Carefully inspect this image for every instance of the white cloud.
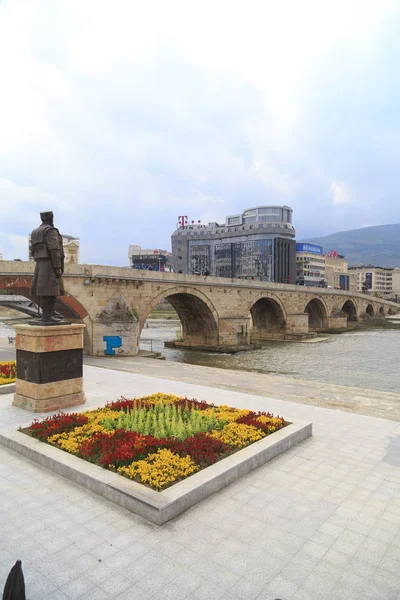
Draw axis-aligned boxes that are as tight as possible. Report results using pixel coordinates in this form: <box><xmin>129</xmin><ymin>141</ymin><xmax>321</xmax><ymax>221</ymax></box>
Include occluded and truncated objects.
<box><xmin>251</xmin><ymin>161</ymin><xmax>293</xmax><ymax>195</ymax></box>
<box><xmin>0</xmin><ymin>179</ymin><xmax>54</xmax><ymax>216</ymax></box>
<box><xmin>0</xmin><ymin>0</ymin><xmax>399</xmax><ymax>262</ymax></box>
<box><xmin>331</xmin><ymin>180</ymin><xmax>350</xmax><ymax>205</ymax></box>
<box><xmin>0</xmin><ymin>234</ymin><xmax>28</xmax><ymax>261</ymax></box>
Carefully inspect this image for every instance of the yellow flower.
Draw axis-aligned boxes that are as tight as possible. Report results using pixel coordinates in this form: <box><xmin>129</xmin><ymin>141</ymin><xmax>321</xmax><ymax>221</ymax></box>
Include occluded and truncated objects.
<box><xmin>256</xmin><ymin>415</ymin><xmax>284</xmax><ymax>427</ymax></box>
<box><xmin>118</xmin><ymin>449</ymin><xmax>198</xmax><ymax>490</ymax></box>
<box><xmin>202</xmin><ymin>406</ymin><xmax>251</xmax><ymax>422</ymax></box>
<box><xmin>210</xmin><ymin>422</ymin><xmax>265</xmax><ymax>447</ymax></box>
<box><xmin>47</xmin><ymin>409</ymin><xmax>119</xmax><ymax>454</ymax></box>
<box><xmin>139</xmin><ymin>393</ymin><xmax>185</xmax><ymax>405</ymax></box>
<box><xmin>0</xmin><ymin>377</ymin><xmax>15</xmax><ymax>385</ymax></box>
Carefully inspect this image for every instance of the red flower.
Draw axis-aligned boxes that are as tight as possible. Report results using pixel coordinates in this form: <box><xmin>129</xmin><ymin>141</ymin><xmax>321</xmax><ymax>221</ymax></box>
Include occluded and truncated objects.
<box><xmin>173</xmin><ymin>398</ymin><xmax>214</xmax><ymax>411</ymax></box>
<box><xmin>28</xmin><ymin>412</ymin><xmax>88</xmax><ymax>441</ymax></box>
<box><xmin>236</xmin><ymin>413</ymin><xmax>286</xmax><ymax>434</ymax></box>
<box><xmin>165</xmin><ymin>433</ymin><xmax>232</xmax><ymax>466</ymax></box>
<box><xmin>0</xmin><ymin>361</ymin><xmax>16</xmax><ymax>379</ymax></box>
<box><xmin>78</xmin><ymin>429</ymin><xmax>168</xmax><ymax>467</ymax></box>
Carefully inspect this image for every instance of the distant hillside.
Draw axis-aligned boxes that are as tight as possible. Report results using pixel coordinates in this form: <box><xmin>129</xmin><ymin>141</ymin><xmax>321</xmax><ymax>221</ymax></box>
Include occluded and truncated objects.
<box><xmin>301</xmin><ymin>224</ymin><xmax>400</xmax><ymax>267</ymax></box>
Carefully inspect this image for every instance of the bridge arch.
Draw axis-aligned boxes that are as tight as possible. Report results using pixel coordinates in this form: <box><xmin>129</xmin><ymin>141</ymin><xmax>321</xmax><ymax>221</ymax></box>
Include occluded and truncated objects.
<box><xmin>341</xmin><ymin>299</ymin><xmax>358</xmax><ymax>323</ymax></box>
<box><xmin>0</xmin><ymin>277</ymin><xmax>88</xmax><ymax>320</ymax></box>
<box><xmin>248</xmin><ymin>293</ymin><xmax>287</xmax><ymax>339</ymax></box>
<box><xmin>0</xmin><ymin>297</ymin><xmax>39</xmax><ymax>318</ymax></box>
<box><xmin>366</xmin><ymin>304</ymin><xmax>374</xmax><ymax>317</ymax></box>
<box><xmin>305</xmin><ymin>297</ymin><xmax>329</xmax><ymax>330</ymax></box>
<box><xmin>379</xmin><ymin>306</ymin><xmax>385</xmax><ymax>315</ymax></box>
<box><xmin>140</xmin><ymin>286</ymin><xmax>219</xmax><ymax>346</ymax></box>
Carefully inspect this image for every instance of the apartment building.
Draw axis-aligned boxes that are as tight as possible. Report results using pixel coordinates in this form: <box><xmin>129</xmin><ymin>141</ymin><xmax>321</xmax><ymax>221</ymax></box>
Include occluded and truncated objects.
<box><xmin>296</xmin><ymin>243</ymin><xmax>326</xmax><ymax>287</ymax></box>
<box><xmin>325</xmin><ymin>255</ymin><xmax>355</xmax><ymax>291</ymax></box>
<box><xmin>349</xmin><ymin>266</ymin><xmax>393</xmax><ymax>297</ymax></box>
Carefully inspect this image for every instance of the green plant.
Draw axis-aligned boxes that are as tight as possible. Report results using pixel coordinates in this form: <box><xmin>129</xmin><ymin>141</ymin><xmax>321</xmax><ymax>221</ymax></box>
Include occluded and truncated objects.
<box><xmin>101</xmin><ymin>402</ymin><xmax>226</xmax><ymax>440</ymax></box>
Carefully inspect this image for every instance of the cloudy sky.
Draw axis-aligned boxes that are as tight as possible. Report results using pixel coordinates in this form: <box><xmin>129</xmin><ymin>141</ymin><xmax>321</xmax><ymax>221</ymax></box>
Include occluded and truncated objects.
<box><xmin>1</xmin><ymin>0</ymin><xmax>399</xmax><ymax>264</ymax></box>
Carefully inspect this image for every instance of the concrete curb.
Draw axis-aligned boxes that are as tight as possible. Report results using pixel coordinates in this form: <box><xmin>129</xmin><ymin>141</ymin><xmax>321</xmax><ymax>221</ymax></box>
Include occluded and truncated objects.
<box><xmin>0</xmin><ymin>421</ymin><xmax>312</xmax><ymax>524</ymax></box>
<box><xmin>0</xmin><ymin>383</ymin><xmax>15</xmax><ymax>395</ymax></box>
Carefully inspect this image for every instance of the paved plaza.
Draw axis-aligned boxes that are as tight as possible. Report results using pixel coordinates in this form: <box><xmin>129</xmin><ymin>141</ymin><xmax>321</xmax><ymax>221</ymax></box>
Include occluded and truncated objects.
<box><xmin>1</xmin><ymin>363</ymin><xmax>400</xmax><ymax>600</ymax></box>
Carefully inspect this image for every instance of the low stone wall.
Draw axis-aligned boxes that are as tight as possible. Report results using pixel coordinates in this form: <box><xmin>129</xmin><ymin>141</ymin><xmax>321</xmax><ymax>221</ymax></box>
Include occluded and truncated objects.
<box><xmin>0</xmin><ymin>382</ymin><xmax>16</xmax><ymax>395</ymax></box>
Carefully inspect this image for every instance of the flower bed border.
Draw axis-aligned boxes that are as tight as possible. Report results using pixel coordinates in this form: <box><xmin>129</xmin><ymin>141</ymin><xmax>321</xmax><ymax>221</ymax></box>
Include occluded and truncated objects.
<box><xmin>0</xmin><ymin>420</ymin><xmax>311</xmax><ymax>524</ymax></box>
<box><xmin>0</xmin><ymin>382</ymin><xmax>16</xmax><ymax>395</ymax></box>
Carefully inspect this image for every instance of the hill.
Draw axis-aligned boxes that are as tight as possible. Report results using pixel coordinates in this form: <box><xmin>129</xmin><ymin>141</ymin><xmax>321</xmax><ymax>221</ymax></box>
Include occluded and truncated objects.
<box><xmin>302</xmin><ymin>224</ymin><xmax>400</xmax><ymax>267</ymax></box>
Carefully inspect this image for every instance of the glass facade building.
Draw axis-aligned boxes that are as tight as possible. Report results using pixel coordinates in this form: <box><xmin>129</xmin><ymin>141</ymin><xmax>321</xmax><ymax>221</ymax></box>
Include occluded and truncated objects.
<box><xmin>172</xmin><ymin>206</ymin><xmax>296</xmax><ymax>283</ymax></box>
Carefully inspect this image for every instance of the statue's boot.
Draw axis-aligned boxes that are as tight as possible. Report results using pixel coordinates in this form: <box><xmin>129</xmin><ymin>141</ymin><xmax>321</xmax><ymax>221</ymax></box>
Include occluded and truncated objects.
<box><xmin>49</xmin><ymin>297</ymin><xmax>63</xmax><ymax>320</ymax></box>
<box><xmin>41</xmin><ymin>297</ymin><xmax>61</xmax><ymax>324</ymax></box>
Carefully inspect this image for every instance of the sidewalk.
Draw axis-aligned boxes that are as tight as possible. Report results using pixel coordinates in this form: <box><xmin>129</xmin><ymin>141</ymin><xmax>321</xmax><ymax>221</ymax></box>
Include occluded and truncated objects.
<box><xmin>1</xmin><ymin>363</ymin><xmax>400</xmax><ymax>600</ymax></box>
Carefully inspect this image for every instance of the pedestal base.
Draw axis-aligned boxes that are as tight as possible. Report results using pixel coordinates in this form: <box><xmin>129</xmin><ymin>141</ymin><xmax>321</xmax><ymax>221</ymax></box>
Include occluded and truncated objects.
<box><xmin>13</xmin><ymin>391</ymin><xmax>85</xmax><ymax>413</ymax></box>
<box><xmin>13</xmin><ymin>323</ymin><xmax>86</xmax><ymax>413</ymax></box>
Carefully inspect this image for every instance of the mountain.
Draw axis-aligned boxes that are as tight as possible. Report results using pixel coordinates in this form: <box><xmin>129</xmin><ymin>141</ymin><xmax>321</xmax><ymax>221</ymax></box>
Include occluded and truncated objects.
<box><xmin>301</xmin><ymin>224</ymin><xmax>400</xmax><ymax>267</ymax></box>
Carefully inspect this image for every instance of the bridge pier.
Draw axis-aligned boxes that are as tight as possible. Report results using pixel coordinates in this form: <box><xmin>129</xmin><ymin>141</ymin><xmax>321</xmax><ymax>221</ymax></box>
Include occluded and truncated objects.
<box><xmin>218</xmin><ymin>317</ymin><xmax>251</xmax><ymax>347</ymax></box>
<box><xmin>90</xmin><ymin>292</ymin><xmax>140</xmax><ymax>356</ymax></box>
<box><xmin>91</xmin><ymin>320</ymin><xmax>139</xmax><ymax>356</ymax></box>
<box><xmin>285</xmin><ymin>313</ymin><xmax>309</xmax><ymax>337</ymax></box>
<box><xmin>327</xmin><ymin>315</ymin><xmax>348</xmax><ymax>330</ymax></box>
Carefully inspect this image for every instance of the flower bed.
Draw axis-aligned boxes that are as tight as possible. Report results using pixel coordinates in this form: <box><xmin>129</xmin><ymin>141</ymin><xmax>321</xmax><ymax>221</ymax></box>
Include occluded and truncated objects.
<box><xmin>23</xmin><ymin>393</ymin><xmax>287</xmax><ymax>491</ymax></box>
<box><xmin>0</xmin><ymin>361</ymin><xmax>16</xmax><ymax>386</ymax></box>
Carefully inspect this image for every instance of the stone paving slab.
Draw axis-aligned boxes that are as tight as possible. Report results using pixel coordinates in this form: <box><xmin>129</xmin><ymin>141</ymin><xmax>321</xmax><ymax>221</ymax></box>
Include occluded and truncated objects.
<box><xmin>1</xmin><ymin>365</ymin><xmax>400</xmax><ymax>600</ymax></box>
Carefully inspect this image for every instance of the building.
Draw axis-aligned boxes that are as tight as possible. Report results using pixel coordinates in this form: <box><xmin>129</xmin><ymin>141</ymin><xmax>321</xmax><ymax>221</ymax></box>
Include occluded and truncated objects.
<box><xmin>61</xmin><ymin>235</ymin><xmax>80</xmax><ymax>264</ymax></box>
<box><xmin>128</xmin><ymin>245</ymin><xmax>172</xmax><ymax>272</ymax></box>
<box><xmin>324</xmin><ymin>253</ymin><xmax>354</xmax><ymax>291</ymax></box>
<box><xmin>171</xmin><ymin>206</ymin><xmax>296</xmax><ymax>282</ymax></box>
<box><xmin>29</xmin><ymin>234</ymin><xmax>80</xmax><ymax>264</ymax></box>
<box><xmin>391</xmin><ymin>268</ymin><xmax>400</xmax><ymax>301</ymax></box>
<box><xmin>349</xmin><ymin>266</ymin><xmax>393</xmax><ymax>297</ymax></box>
<box><xmin>296</xmin><ymin>243</ymin><xmax>326</xmax><ymax>287</ymax></box>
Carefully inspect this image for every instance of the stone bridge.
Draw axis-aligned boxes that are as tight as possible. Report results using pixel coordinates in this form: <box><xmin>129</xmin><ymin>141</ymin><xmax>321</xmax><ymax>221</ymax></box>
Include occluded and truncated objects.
<box><xmin>0</xmin><ymin>261</ymin><xmax>398</xmax><ymax>356</ymax></box>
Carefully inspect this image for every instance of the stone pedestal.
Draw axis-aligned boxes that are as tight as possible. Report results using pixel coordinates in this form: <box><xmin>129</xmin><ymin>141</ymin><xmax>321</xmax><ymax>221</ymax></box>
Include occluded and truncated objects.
<box><xmin>13</xmin><ymin>323</ymin><xmax>86</xmax><ymax>412</ymax></box>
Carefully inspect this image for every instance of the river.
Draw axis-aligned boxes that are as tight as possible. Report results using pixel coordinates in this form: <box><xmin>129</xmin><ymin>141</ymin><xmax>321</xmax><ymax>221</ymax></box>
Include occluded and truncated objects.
<box><xmin>2</xmin><ymin>317</ymin><xmax>400</xmax><ymax>394</ymax></box>
<box><xmin>140</xmin><ymin>320</ymin><xmax>400</xmax><ymax>393</ymax></box>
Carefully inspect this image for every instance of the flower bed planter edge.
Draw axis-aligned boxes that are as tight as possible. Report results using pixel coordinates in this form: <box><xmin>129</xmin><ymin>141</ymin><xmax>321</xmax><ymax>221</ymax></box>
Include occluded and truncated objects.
<box><xmin>0</xmin><ymin>420</ymin><xmax>312</xmax><ymax>524</ymax></box>
<box><xmin>0</xmin><ymin>382</ymin><xmax>16</xmax><ymax>395</ymax></box>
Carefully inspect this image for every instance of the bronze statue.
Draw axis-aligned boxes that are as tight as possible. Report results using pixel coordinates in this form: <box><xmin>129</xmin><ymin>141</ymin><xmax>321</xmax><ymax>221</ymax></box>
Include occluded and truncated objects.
<box><xmin>30</xmin><ymin>211</ymin><xmax>65</xmax><ymax>324</ymax></box>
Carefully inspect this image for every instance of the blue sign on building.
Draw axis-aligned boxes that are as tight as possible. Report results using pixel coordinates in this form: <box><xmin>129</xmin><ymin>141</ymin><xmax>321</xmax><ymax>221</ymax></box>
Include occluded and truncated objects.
<box><xmin>296</xmin><ymin>243</ymin><xmax>323</xmax><ymax>255</ymax></box>
<box><xmin>339</xmin><ymin>274</ymin><xmax>350</xmax><ymax>291</ymax></box>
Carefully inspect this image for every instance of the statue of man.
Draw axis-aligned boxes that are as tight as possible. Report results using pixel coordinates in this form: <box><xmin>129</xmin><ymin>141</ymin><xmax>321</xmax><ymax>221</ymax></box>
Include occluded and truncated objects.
<box><xmin>30</xmin><ymin>211</ymin><xmax>65</xmax><ymax>323</ymax></box>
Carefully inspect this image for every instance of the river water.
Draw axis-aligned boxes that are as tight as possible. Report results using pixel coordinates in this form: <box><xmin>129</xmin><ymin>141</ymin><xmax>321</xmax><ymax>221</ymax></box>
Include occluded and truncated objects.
<box><xmin>2</xmin><ymin>318</ymin><xmax>400</xmax><ymax>393</ymax></box>
<box><xmin>140</xmin><ymin>320</ymin><xmax>400</xmax><ymax>393</ymax></box>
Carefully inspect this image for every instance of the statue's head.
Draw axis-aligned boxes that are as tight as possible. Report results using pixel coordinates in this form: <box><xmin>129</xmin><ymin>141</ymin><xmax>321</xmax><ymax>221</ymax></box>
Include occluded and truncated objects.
<box><xmin>40</xmin><ymin>211</ymin><xmax>54</xmax><ymax>226</ymax></box>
